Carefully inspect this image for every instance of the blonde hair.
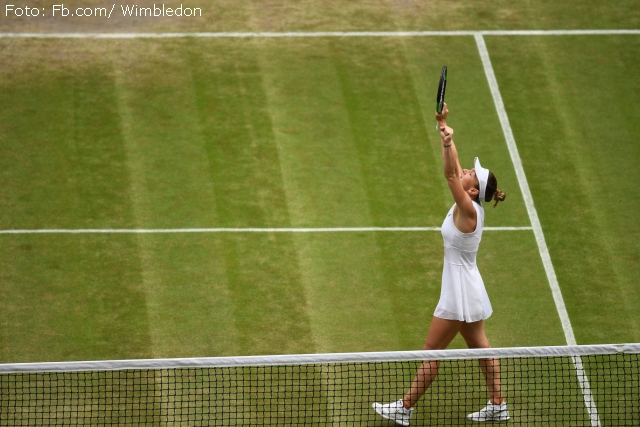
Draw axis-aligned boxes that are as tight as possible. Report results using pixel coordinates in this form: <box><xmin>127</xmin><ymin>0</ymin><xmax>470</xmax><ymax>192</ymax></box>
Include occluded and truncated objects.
<box><xmin>492</xmin><ymin>189</ymin><xmax>506</xmax><ymax>208</ymax></box>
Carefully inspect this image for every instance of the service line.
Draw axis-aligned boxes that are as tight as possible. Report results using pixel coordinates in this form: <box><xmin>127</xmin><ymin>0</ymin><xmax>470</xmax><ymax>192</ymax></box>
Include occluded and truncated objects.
<box><xmin>0</xmin><ymin>227</ymin><xmax>532</xmax><ymax>234</ymax></box>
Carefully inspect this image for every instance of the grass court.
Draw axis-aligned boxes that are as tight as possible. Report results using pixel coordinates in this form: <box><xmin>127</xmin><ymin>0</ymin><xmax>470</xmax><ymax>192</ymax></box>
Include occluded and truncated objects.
<box><xmin>0</xmin><ymin>0</ymin><xmax>639</xmax><ymax>385</ymax></box>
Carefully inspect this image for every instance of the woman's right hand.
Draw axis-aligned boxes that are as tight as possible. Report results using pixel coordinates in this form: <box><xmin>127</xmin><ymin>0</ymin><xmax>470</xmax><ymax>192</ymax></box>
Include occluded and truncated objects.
<box><xmin>435</xmin><ymin>102</ymin><xmax>449</xmax><ymax>123</ymax></box>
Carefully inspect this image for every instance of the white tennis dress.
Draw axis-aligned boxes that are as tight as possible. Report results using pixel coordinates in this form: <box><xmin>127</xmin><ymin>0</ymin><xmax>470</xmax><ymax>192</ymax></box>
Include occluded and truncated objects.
<box><xmin>434</xmin><ymin>202</ymin><xmax>493</xmax><ymax>322</ymax></box>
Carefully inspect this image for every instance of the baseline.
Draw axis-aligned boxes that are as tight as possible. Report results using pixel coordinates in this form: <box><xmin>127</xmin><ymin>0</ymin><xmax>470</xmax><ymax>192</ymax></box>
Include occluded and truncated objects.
<box><xmin>0</xmin><ymin>29</ymin><xmax>639</xmax><ymax>39</ymax></box>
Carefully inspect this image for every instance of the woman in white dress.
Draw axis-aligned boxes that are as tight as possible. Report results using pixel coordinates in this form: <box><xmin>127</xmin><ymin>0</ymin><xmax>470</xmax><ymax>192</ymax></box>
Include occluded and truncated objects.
<box><xmin>373</xmin><ymin>103</ymin><xmax>507</xmax><ymax>426</ymax></box>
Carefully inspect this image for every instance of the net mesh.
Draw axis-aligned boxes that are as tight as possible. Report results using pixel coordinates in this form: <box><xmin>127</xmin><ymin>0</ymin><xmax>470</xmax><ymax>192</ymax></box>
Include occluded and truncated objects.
<box><xmin>1</xmin><ymin>345</ymin><xmax>638</xmax><ymax>426</ymax></box>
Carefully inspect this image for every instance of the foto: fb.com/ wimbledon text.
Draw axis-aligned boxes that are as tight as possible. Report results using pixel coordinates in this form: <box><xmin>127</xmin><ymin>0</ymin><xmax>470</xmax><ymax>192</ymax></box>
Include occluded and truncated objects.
<box><xmin>5</xmin><ymin>4</ymin><xmax>202</xmax><ymax>18</ymax></box>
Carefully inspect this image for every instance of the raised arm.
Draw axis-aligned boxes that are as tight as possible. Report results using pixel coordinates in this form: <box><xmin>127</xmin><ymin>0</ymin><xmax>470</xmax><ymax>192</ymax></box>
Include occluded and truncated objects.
<box><xmin>436</xmin><ymin>104</ymin><xmax>477</xmax><ymax>231</ymax></box>
<box><xmin>436</xmin><ymin>104</ymin><xmax>462</xmax><ymax>179</ymax></box>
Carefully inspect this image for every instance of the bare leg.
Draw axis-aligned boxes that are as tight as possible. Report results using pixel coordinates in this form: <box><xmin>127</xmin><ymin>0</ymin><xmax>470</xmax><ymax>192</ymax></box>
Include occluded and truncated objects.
<box><xmin>460</xmin><ymin>321</ymin><xmax>504</xmax><ymax>404</ymax></box>
<box><xmin>402</xmin><ymin>317</ymin><xmax>461</xmax><ymax>409</ymax></box>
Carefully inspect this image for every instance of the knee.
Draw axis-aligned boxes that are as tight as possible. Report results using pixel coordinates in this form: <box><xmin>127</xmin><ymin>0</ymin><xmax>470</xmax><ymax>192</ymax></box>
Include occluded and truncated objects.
<box><xmin>423</xmin><ymin>341</ymin><xmax>449</xmax><ymax>351</ymax></box>
<box><xmin>462</xmin><ymin>334</ymin><xmax>491</xmax><ymax>349</ymax></box>
<box><xmin>465</xmin><ymin>339</ymin><xmax>491</xmax><ymax>349</ymax></box>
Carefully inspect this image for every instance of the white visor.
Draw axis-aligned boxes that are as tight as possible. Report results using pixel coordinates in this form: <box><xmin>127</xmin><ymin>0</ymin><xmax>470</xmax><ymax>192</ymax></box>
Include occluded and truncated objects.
<box><xmin>474</xmin><ymin>157</ymin><xmax>490</xmax><ymax>202</ymax></box>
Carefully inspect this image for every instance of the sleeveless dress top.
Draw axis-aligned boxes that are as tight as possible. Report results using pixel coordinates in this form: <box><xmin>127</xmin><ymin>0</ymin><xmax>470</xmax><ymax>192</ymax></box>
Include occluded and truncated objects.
<box><xmin>434</xmin><ymin>202</ymin><xmax>493</xmax><ymax>322</ymax></box>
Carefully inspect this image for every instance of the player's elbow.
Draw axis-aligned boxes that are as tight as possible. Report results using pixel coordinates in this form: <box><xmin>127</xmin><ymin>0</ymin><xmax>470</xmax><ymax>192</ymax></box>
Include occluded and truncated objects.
<box><xmin>443</xmin><ymin>170</ymin><xmax>457</xmax><ymax>181</ymax></box>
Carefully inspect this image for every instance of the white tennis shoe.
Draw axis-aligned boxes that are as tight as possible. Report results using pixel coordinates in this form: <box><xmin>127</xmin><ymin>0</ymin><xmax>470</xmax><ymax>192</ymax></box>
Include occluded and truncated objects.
<box><xmin>372</xmin><ymin>399</ymin><xmax>413</xmax><ymax>426</ymax></box>
<box><xmin>467</xmin><ymin>401</ymin><xmax>510</xmax><ymax>422</ymax></box>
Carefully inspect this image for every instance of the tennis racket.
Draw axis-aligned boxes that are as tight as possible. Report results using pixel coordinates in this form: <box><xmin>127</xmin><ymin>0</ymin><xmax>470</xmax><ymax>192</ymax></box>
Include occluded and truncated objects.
<box><xmin>435</xmin><ymin>66</ymin><xmax>447</xmax><ymax>130</ymax></box>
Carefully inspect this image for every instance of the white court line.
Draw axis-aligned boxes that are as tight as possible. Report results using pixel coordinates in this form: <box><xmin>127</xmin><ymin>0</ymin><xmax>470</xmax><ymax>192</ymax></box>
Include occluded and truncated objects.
<box><xmin>0</xmin><ymin>29</ymin><xmax>639</xmax><ymax>39</ymax></box>
<box><xmin>0</xmin><ymin>227</ymin><xmax>532</xmax><ymax>234</ymax></box>
<box><xmin>475</xmin><ymin>34</ymin><xmax>600</xmax><ymax>427</ymax></box>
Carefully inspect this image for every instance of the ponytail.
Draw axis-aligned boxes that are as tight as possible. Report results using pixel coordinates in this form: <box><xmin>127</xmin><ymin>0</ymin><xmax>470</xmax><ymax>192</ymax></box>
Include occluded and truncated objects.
<box><xmin>491</xmin><ymin>189</ymin><xmax>506</xmax><ymax>208</ymax></box>
<box><xmin>485</xmin><ymin>171</ymin><xmax>506</xmax><ymax>208</ymax></box>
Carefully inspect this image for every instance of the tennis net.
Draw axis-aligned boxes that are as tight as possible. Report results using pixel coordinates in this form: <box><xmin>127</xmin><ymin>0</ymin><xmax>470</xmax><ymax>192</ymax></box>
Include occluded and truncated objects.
<box><xmin>0</xmin><ymin>344</ymin><xmax>638</xmax><ymax>426</ymax></box>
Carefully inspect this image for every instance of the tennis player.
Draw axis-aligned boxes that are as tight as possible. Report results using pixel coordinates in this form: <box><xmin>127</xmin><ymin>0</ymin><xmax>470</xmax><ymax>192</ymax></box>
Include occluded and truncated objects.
<box><xmin>373</xmin><ymin>103</ymin><xmax>507</xmax><ymax>426</ymax></box>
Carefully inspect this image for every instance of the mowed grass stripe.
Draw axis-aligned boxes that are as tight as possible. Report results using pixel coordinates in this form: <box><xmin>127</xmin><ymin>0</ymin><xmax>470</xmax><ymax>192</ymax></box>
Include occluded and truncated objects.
<box><xmin>0</xmin><ymin>47</ymin><xmax>151</xmax><ymax>362</ymax></box>
<box><xmin>331</xmin><ymin>38</ymin><xmax>443</xmax><ymax>226</ymax></box>
<box><xmin>186</xmin><ymin>39</ymin><xmax>314</xmax><ymax>355</ymax></box>
<box><xmin>185</xmin><ymin>39</ymin><xmax>291</xmax><ymax>228</ymax></box>
<box><xmin>112</xmin><ymin>41</ymin><xmax>236</xmax><ymax>359</ymax></box>
<box><xmin>257</xmin><ymin>38</ymin><xmax>402</xmax><ymax>352</ymax></box>
<box><xmin>486</xmin><ymin>35</ymin><xmax>640</xmax><ymax>346</ymax></box>
<box><xmin>0</xmin><ymin>45</ymin><xmax>135</xmax><ymax>229</ymax></box>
